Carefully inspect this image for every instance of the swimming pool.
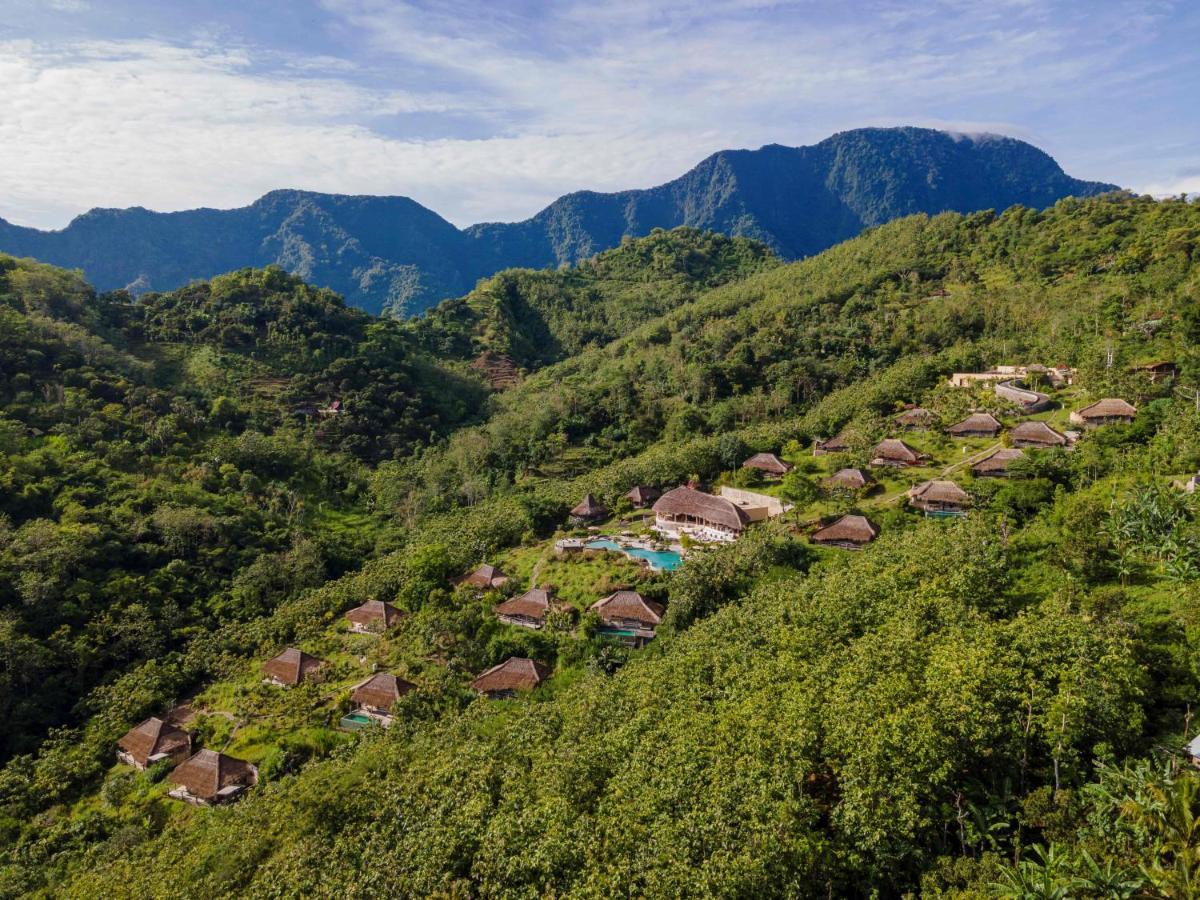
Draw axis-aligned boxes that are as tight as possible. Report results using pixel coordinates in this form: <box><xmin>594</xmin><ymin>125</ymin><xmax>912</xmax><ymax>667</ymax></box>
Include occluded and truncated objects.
<box><xmin>585</xmin><ymin>539</ymin><xmax>683</xmax><ymax>571</ymax></box>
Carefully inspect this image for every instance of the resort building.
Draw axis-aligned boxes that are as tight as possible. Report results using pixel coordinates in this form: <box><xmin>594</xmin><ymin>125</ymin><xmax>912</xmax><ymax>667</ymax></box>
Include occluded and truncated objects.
<box><xmin>458</xmin><ymin>563</ymin><xmax>508</xmax><ymax>590</ymax></box>
<box><xmin>166</xmin><ymin>750</ymin><xmax>258</xmax><ymax>806</ymax></box>
<box><xmin>569</xmin><ymin>494</ymin><xmax>607</xmax><ymax>524</ymax></box>
<box><xmin>345</xmin><ymin>599</ymin><xmax>406</xmax><ymax>634</ymax></box>
<box><xmin>625</xmin><ymin>486</ymin><xmax>661</xmax><ymax>507</ymax></box>
<box><xmin>116</xmin><ymin>717</ymin><xmax>192</xmax><ymax>770</ymax></box>
<box><xmin>971</xmin><ymin>448</ymin><xmax>1025</xmax><ymax>477</ymax></box>
<box><xmin>742</xmin><ymin>452</ymin><xmax>793</xmax><ymax>479</ymax></box>
<box><xmin>590</xmin><ymin>590</ymin><xmax>665</xmax><ymax>647</ymax></box>
<box><xmin>894</xmin><ymin>407</ymin><xmax>934</xmax><ymax>430</ymax></box>
<box><xmin>343</xmin><ymin>673</ymin><xmax>416</xmax><ymax>729</ymax></box>
<box><xmin>718</xmin><ymin>486</ymin><xmax>788</xmax><ymax>519</ymax></box>
<box><xmin>810</xmin><ymin>515</ymin><xmax>879</xmax><ymax>550</ymax></box>
<box><xmin>1010</xmin><ymin>420</ymin><xmax>1068</xmax><ymax>448</ymax></box>
<box><xmin>652</xmin><ymin>486</ymin><xmax>751</xmax><ymax>543</ymax></box>
<box><xmin>554</xmin><ymin>537</ymin><xmax>585</xmax><ymax>554</ymax></box>
<box><xmin>821</xmin><ymin>468</ymin><xmax>874</xmax><ymax>492</ymax></box>
<box><xmin>262</xmin><ymin>648</ymin><xmax>324</xmax><ymax>687</ymax></box>
<box><xmin>813</xmin><ymin>431</ymin><xmax>852</xmax><ymax>455</ymax></box>
<box><xmin>470</xmin><ymin>657</ymin><xmax>551</xmax><ymax>699</ymax></box>
<box><xmin>1070</xmin><ymin>399</ymin><xmax>1137</xmax><ymax>428</ymax></box>
<box><xmin>946</xmin><ymin>412</ymin><xmax>1003</xmax><ymax>439</ymax></box>
<box><xmin>949</xmin><ymin>365</ymin><xmax>1074</xmax><ymax>388</ymax></box>
<box><xmin>908</xmin><ymin>480</ymin><xmax>971</xmax><ymax>516</ymax></box>
<box><xmin>870</xmin><ymin>438</ymin><xmax>927</xmax><ymax>468</ymax></box>
<box><xmin>493</xmin><ymin>588</ymin><xmax>555</xmax><ymax>629</ymax></box>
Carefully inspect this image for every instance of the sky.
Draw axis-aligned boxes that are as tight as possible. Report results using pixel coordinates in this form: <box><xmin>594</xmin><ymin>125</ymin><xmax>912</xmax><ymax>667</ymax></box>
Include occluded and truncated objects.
<box><xmin>1</xmin><ymin>0</ymin><xmax>1198</xmax><ymax>230</ymax></box>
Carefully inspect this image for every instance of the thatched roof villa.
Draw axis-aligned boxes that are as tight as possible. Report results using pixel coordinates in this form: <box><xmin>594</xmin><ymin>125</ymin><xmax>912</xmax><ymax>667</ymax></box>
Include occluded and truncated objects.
<box><xmin>116</xmin><ymin>717</ymin><xmax>192</xmax><ymax>770</ymax></box>
<box><xmin>470</xmin><ymin>657</ymin><xmax>551</xmax><ymax>699</ymax></box>
<box><xmin>810</xmin><ymin>514</ymin><xmax>879</xmax><ymax>550</ymax></box>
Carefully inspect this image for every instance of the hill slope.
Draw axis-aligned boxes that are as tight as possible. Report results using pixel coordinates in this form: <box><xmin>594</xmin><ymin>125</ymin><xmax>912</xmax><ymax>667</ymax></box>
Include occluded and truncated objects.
<box><xmin>2</xmin><ymin>196</ymin><xmax>1199</xmax><ymax>898</ymax></box>
<box><xmin>0</xmin><ymin>127</ymin><xmax>1116</xmax><ymax>317</ymax></box>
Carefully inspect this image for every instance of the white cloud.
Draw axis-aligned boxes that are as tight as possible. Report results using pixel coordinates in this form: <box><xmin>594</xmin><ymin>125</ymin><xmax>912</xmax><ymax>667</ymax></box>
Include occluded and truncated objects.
<box><xmin>0</xmin><ymin>0</ymin><xmax>1183</xmax><ymax>229</ymax></box>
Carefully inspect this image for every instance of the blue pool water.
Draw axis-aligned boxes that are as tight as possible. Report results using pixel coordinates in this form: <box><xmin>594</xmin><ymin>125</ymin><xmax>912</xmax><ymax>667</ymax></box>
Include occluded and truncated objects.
<box><xmin>585</xmin><ymin>539</ymin><xmax>682</xmax><ymax>571</ymax></box>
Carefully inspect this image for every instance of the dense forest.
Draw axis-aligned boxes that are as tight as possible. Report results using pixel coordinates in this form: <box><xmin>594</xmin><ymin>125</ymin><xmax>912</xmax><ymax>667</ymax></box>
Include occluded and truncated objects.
<box><xmin>3</xmin><ymin>194</ymin><xmax>1200</xmax><ymax>897</ymax></box>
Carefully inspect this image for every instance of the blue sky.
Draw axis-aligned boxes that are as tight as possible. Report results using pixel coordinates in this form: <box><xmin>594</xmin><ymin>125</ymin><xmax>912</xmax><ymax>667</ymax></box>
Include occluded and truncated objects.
<box><xmin>1</xmin><ymin>0</ymin><xmax>1198</xmax><ymax>229</ymax></box>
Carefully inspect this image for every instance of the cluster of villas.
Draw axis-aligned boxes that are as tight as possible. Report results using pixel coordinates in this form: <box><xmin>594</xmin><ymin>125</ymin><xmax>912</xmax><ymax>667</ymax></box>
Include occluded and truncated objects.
<box><xmin>465</xmin><ymin>560</ymin><xmax>666</xmax><ymax>649</ymax></box>
<box><xmin>802</xmin><ymin>388</ymin><xmax>1141</xmax><ymax>550</ymax></box>
<box><xmin>116</xmin><ymin>374</ymin><xmax>1148</xmax><ymax>804</ymax></box>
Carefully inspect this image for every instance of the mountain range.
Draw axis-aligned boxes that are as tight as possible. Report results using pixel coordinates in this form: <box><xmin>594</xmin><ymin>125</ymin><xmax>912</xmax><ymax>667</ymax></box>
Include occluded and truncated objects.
<box><xmin>0</xmin><ymin>126</ymin><xmax>1118</xmax><ymax>316</ymax></box>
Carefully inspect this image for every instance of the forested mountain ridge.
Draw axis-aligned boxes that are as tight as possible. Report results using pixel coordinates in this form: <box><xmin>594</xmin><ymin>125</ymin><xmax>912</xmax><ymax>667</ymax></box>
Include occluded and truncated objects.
<box><xmin>4</xmin><ymin>195</ymin><xmax>1200</xmax><ymax>897</ymax></box>
<box><xmin>0</xmin><ymin>127</ymin><xmax>1116</xmax><ymax>317</ymax></box>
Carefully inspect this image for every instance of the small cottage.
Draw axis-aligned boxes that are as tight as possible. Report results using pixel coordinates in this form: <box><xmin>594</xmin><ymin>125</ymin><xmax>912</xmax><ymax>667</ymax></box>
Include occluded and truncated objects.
<box><xmin>345</xmin><ymin>599</ymin><xmax>406</xmax><ymax>634</ymax></box>
<box><xmin>493</xmin><ymin>588</ymin><xmax>555</xmax><ymax>629</ymax></box>
<box><xmin>167</xmin><ymin>750</ymin><xmax>258</xmax><ymax>806</ymax></box>
<box><xmin>909</xmin><ymin>480</ymin><xmax>970</xmax><ymax>516</ymax></box>
<box><xmin>870</xmin><ymin>438</ymin><xmax>926</xmax><ymax>468</ymax></box>
<box><xmin>262</xmin><ymin>648</ymin><xmax>324</xmax><ymax>687</ymax></box>
<box><xmin>742</xmin><ymin>452</ymin><xmax>793</xmax><ymax>479</ymax></box>
<box><xmin>894</xmin><ymin>407</ymin><xmax>934</xmax><ymax>430</ymax></box>
<box><xmin>971</xmin><ymin>447</ymin><xmax>1025</xmax><ymax>477</ymax></box>
<box><xmin>946</xmin><ymin>412</ymin><xmax>1003</xmax><ymax>439</ymax></box>
<box><xmin>1010</xmin><ymin>421</ymin><xmax>1068</xmax><ymax>448</ymax></box>
<box><xmin>590</xmin><ymin>590</ymin><xmax>666</xmax><ymax>647</ymax></box>
<box><xmin>810</xmin><ymin>515</ymin><xmax>879</xmax><ymax>550</ymax></box>
<box><xmin>813</xmin><ymin>431</ymin><xmax>852</xmax><ymax>455</ymax></box>
<box><xmin>625</xmin><ymin>486</ymin><xmax>661</xmax><ymax>507</ymax></box>
<box><xmin>458</xmin><ymin>563</ymin><xmax>508</xmax><ymax>590</ymax></box>
<box><xmin>821</xmin><ymin>468</ymin><xmax>873</xmax><ymax>492</ymax></box>
<box><xmin>470</xmin><ymin>657</ymin><xmax>551</xmax><ymax>699</ymax></box>
<box><xmin>1132</xmin><ymin>360</ymin><xmax>1178</xmax><ymax>383</ymax></box>
<box><xmin>344</xmin><ymin>673</ymin><xmax>416</xmax><ymax>728</ymax></box>
<box><xmin>1070</xmin><ymin>398</ymin><xmax>1137</xmax><ymax>428</ymax></box>
<box><xmin>652</xmin><ymin>485</ymin><xmax>751</xmax><ymax>543</ymax></box>
<box><xmin>116</xmin><ymin>717</ymin><xmax>192</xmax><ymax>770</ymax></box>
<box><xmin>569</xmin><ymin>494</ymin><xmax>608</xmax><ymax>524</ymax></box>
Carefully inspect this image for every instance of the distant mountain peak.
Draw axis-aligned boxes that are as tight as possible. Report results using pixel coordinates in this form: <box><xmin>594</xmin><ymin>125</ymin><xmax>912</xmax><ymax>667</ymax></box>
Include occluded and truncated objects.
<box><xmin>0</xmin><ymin>126</ymin><xmax>1118</xmax><ymax>316</ymax></box>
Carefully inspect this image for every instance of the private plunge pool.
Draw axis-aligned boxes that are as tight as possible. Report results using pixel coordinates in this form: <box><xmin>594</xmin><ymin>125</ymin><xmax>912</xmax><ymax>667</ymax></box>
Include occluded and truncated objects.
<box><xmin>585</xmin><ymin>539</ymin><xmax>683</xmax><ymax>571</ymax></box>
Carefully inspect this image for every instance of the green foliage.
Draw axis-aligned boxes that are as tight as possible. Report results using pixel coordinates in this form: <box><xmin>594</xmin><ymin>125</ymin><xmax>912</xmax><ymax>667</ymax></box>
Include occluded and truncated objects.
<box><xmin>4</xmin><ymin>195</ymin><xmax>1200</xmax><ymax>897</ymax></box>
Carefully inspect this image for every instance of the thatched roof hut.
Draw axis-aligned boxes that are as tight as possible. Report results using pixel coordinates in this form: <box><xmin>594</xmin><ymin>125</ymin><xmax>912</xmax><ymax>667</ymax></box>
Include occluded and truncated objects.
<box><xmin>345</xmin><ymin>600</ymin><xmax>406</xmax><ymax>633</ymax></box>
<box><xmin>1071</xmin><ymin>398</ymin><xmax>1137</xmax><ymax>427</ymax></box>
<box><xmin>470</xmin><ymin>657</ymin><xmax>551</xmax><ymax>697</ymax></box>
<box><xmin>810</xmin><ymin>515</ymin><xmax>879</xmax><ymax>549</ymax></box>
<box><xmin>870</xmin><ymin>438</ymin><xmax>926</xmax><ymax>467</ymax></box>
<box><xmin>625</xmin><ymin>486</ymin><xmax>661</xmax><ymax>507</ymax></box>
<box><xmin>1010</xmin><ymin>421</ymin><xmax>1067</xmax><ymax>448</ymax></box>
<box><xmin>971</xmin><ymin>447</ymin><xmax>1025</xmax><ymax>477</ymax></box>
<box><xmin>946</xmin><ymin>412</ymin><xmax>1002</xmax><ymax>438</ymax></box>
<box><xmin>742</xmin><ymin>452</ymin><xmax>793</xmax><ymax>478</ymax></box>
<box><xmin>350</xmin><ymin>673</ymin><xmax>416</xmax><ymax>711</ymax></box>
<box><xmin>894</xmin><ymin>407</ymin><xmax>934</xmax><ymax>430</ymax></box>
<box><xmin>494</xmin><ymin>588</ymin><xmax>554</xmax><ymax>628</ymax></box>
<box><xmin>116</xmin><ymin>717</ymin><xmax>191</xmax><ymax>769</ymax></box>
<box><xmin>262</xmin><ymin>648</ymin><xmax>324</xmax><ymax>686</ymax></box>
<box><xmin>814</xmin><ymin>431</ymin><xmax>852</xmax><ymax>455</ymax></box>
<box><xmin>909</xmin><ymin>480</ymin><xmax>970</xmax><ymax>514</ymax></box>
<box><xmin>570</xmin><ymin>494</ymin><xmax>607</xmax><ymax>522</ymax></box>
<box><xmin>652</xmin><ymin>486</ymin><xmax>751</xmax><ymax>539</ymax></box>
<box><xmin>590</xmin><ymin>590</ymin><xmax>665</xmax><ymax>628</ymax></box>
<box><xmin>821</xmin><ymin>468</ymin><xmax>873</xmax><ymax>491</ymax></box>
<box><xmin>167</xmin><ymin>750</ymin><xmax>257</xmax><ymax>805</ymax></box>
<box><xmin>459</xmin><ymin>563</ymin><xmax>508</xmax><ymax>589</ymax></box>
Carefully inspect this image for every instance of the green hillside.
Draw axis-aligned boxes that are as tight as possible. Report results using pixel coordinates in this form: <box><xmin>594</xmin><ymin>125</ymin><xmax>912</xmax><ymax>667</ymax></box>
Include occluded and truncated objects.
<box><xmin>2</xmin><ymin>195</ymin><xmax>1200</xmax><ymax>897</ymax></box>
